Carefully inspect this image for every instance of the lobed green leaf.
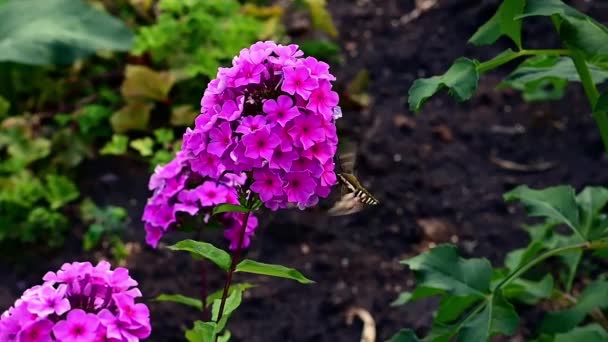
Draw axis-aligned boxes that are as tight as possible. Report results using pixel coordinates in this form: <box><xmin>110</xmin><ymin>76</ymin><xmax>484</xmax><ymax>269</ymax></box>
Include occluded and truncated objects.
<box><xmin>469</xmin><ymin>0</ymin><xmax>525</xmax><ymax>49</ymax></box>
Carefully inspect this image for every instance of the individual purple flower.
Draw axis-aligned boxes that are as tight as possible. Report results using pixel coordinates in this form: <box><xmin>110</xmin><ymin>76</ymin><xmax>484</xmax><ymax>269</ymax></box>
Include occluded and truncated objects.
<box><xmin>236</xmin><ymin>115</ymin><xmax>267</xmax><ymax>134</ymax></box>
<box><xmin>223</xmin><ymin>213</ymin><xmax>259</xmax><ymax>250</ymax></box>
<box><xmin>282</xmin><ymin>66</ymin><xmax>318</xmax><ymax>100</ymax></box>
<box><xmin>17</xmin><ymin>318</ymin><xmax>53</xmax><ymax>342</ymax></box>
<box><xmin>269</xmin><ymin>148</ymin><xmax>299</xmax><ymax>171</ymax></box>
<box><xmin>27</xmin><ymin>284</ymin><xmax>70</xmax><ymax>317</ymax></box>
<box><xmin>263</xmin><ymin>95</ymin><xmax>300</xmax><ymax>126</ymax></box>
<box><xmin>284</xmin><ymin>171</ymin><xmax>316</xmax><ymax>204</ymax></box>
<box><xmin>251</xmin><ymin>169</ymin><xmax>284</xmax><ymax>202</ymax></box>
<box><xmin>52</xmin><ymin>309</ymin><xmax>99</xmax><ymax>342</ymax></box>
<box><xmin>307</xmin><ymin>80</ymin><xmax>339</xmax><ymax>120</ymax></box>
<box><xmin>192</xmin><ymin>181</ymin><xmax>230</xmax><ymax>207</ymax></box>
<box><xmin>242</xmin><ymin>127</ymin><xmax>281</xmax><ymax>160</ymax></box>
<box><xmin>288</xmin><ymin>114</ymin><xmax>325</xmax><ymax>149</ymax></box>
<box><xmin>207</xmin><ymin>122</ymin><xmax>234</xmax><ymax>157</ymax></box>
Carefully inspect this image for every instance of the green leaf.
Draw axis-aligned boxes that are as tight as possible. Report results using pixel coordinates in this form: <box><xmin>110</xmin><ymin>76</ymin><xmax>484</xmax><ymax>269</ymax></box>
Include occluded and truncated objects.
<box><xmin>168</xmin><ymin>240</ymin><xmax>231</xmax><ymax>271</ymax></box>
<box><xmin>469</xmin><ymin>0</ymin><xmax>525</xmax><ymax>48</ymax></box>
<box><xmin>458</xmin><ymin>293</ymin><xmax>519</xmax><ymax>342</ymax></box>
<box><xmin>435</xmin><ymin>295</ymin><xmax>480</xmax><ymax>323</ymax></box>
<box><xmin>211</xmin><ymin>288</ymin><xmax>243</xmax><ymax>332</ymax></box>
<box><xmin>502</xmin><ymin>275</ymin><xmax>554</xmax><ymax>305</ymax></box>
<box><xmin>540</xmin><ymin>280</ymin><xmax>608</xmax><ymax>333</ymax></box>
<box><xmin>560</xmin><ymin>16</ymin><xmax>608</xmax><ymax>60</ymax></box>
<box><xmin>576</xmin><ymin>186</ymin><xmax>608</xmax><ymax>238</ymax></box>
<box><xmin>0</xmin><ymin>95</ymin><xmax>9</xmax><ymax>117</ymax></box>
<box><xmin>408</xmin><ymin>58</ymin><xmax>479</xmax><ymax>112</ymax></box>
<box><xmin>236</xmin><ymin>259</ymin><xmax>314</xmax><ymax>284</ymax></box>
<box><xmin>212</xmin><ymin>204</ymin><xmax>250</xmax><ymax>215</ymax></box>
<box><xmin>554</xmin><ymin>324</ymin><xmax>608</xmax><ymax>342</ymax></box>
<box><xmin>153</xmin><ymin>128</ymin><xmax>175</xmax><ymax>145</ymax></box>
<box><xmin>130</xmin><ymin>137</ymin><xmax>155</xmax><ymax>157</ymax></box>
<box><xmin>76</xmin><ymin>105</ymin><xmax>112</xmax><ymax>134</ymax></box>
<box><xmin>303</xmin><ymin>0</ymin><xmax>338</xmax><ymax>38</ymax></box>
<box><xmin>390</xmin><ymin>292</ymin><xmax>412</xmax><ymax>307</ymax></box>
<box><xmin>205</xmin><ymin>283</ymin><xmax>255</xmax><ymax>308</ymax></box>
<box><xmin>185</xmin><ymin>321</ymin><xmax>217</xmax><ymax>342</ymax></box>
<box><xmin>100</xmin><ymin>134</ymin><xmax>129</xmax><ymax>155</ymax></box>
<box><xmin>155</xmin><ymin>294</ymin><xmax>203</xmax><ymax>311</ymax></box>
<box><xmin>385</xmin><ymin>329</ymin><xmax>421</xmax><ymax>342</ymax></box>
<box><xmin>501</xmin><ymin>56</ymin><xmax>608</xmax><ymax>102</ymax></box>
<box><xmin>83</xmin><ymin>223</ymin><xmax>104</xmax><ymax>251</ymax></box>
<box><xmin>110</xmin><ymin>100</ymin><xmax>153</xmax><ymax>133</ymax></box>
<box><xmin>120</xmin><ymin>65</ymin><xmax>176</xmax><ymax>102</ymax></box>
<box><xmin>0</xmin><ymin>0</ymin><xmax>133</xmax><ymax>65</ymax></box>
<box><xmin>170</xmin><ymin>105</ymin><xmax>198</xmax><ymax>126</ymax></box>
<box><xmin>44</xmin><ymin>174</ymin><xmax>79</xmax><ymax>209</ymax></box>
<box><xmin>401</xmin><ymin>244</ymin><xmax>492</xmax><ymax>298</ymax></box>
<box><xmin>504</xmin><ymin>185</ymin><xmax>582</xmax><ymax>240</ymax></box>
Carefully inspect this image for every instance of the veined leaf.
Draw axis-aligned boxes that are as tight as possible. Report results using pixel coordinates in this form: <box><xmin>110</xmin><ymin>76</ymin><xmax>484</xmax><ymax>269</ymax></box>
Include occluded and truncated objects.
<box><xmin>458</xmin><ymin>293</ymin><xmax>519</xmax><ymax>342</ymax></box>
<box><xmin>212</xmin><ymin>204</ymin><xmax>250</xmax><ymax>215</ymax></box>
<box><xmin>504</xmin><ymin>185</ymin><xmax>582</xmax><ymax>240</ymax></box>
<box><xmin>0</xmin><ymin>0</ymin><xmax>133</xmax><ymax>65</ymax></box>
<box><xmin>236</xmin><ymin>259</ymin><xmax>314</xmax><ymax>284</ymax></box>
<box><xmin>501</xmin><ymin>275</ymin><xmax>554</xmax><ymax>305</ymax></box>
<box><xmin>205</xmin><ymin>283</ymin><xmax>255</xmax><ymax>307</ymax></box>
<box><xmin>401</xmin><ymin>244</ymin><xmax>492</xmax><ymax>298</ymax></box>
<box><xmin>469</xmin><ymin>0</ymin><xmax>525</xmax><ymax>48</ymax></box>
<box><xmin>576</xmin><ymin>186</ymin><xmax>608</xmax><ymax>238</ymax></box>
<box><xmin>211</xmin><ymin>288</ymin><xmax>243</xmax><ymax>333</ymax></box>
<box><xmin>554</xmin><ymin>324</ymin><xmax>608</xmax><ymax>342</ymax></box>
<box><xmin>168</xmin><ymin>240</ymin><xmax>231</xmax><ymax>271</ymax></box>
<box><xmin>501</xmin><ymin>56</ymin><xmax>608</xmax><ymax>102</ymax></box>
<box><xmin>408</xmin><ymin>58</ymin><xmax>479</xmax><ymax>112</ymax></box>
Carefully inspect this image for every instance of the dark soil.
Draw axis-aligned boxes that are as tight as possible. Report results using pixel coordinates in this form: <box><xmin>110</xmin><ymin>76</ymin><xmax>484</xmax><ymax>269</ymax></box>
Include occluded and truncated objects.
<box><xmin>2</xmin><ymin>0</ymin><xmax>608</xmax><ymax>341</ymax></box>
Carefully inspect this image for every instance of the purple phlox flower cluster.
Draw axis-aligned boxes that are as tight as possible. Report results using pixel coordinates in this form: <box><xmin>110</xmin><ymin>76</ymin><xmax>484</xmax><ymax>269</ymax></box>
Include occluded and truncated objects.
<box><xmin>0</xmin><ymin>261</ymin><xmax>150</xmax><ymax>342</ymax></box>
<box><xmin>142</xmin><ymin>151</ymin><xmax>257</xmax><ymax>250</ymax></box>
<box><xmin>182</xmin><ymin>41</ymin><xmax>340</xmax><ymax>211</ymax></box>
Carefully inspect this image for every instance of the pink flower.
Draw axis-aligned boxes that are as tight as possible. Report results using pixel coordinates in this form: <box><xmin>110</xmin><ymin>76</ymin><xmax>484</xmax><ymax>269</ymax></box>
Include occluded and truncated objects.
<box><xmin>251</xmin><ymin>169</ymin><xmax>284</xmax><ymax>202</ymax></box>
<box><xmin>223</xmin><ymin>213</ymin><xmax>259</xmax><ymax>250</ymax></box>
<box><xmin>242</xmin><ymin>127</ymin><xmax>280</xmax><ymax>160</ymax></box>
<box><xmin>218</xmin><ymin>97</ymin><xmax>244</xmax><ymax>121</ymax></box>
<box><xmin>236</xmin><ymin>115</ymin><xmax>267</xmax><ymax>134</ymax></box>
<box><xmin>190</xmin><ymin>152</ymin><xmax>224</xmax><ymax>178</ymax></box>
<box><xmin>27</xmin><ymin>284</ymin><xmax>70</xmax><ymax>317</ymax></box>
<box><xmin>307</xmin><ymin>80</ymin><xmax>339</xmax><ymax>120</ymax></box>
<box><xmin>302</xmin><ymin>141</ymin><xmax>334</xmax><ymax>164</ymax></box>
<box><xmin>182</xmin><ymin>128</ymin><xmax>207</xmax><ymax>156</ymax></box>
<box><xmin>52</xmin><ymin>309</ymin><xmax>100</xmax><ymax>342</ymax></box>
<box><xmin>288</xmin><ymin>114</ymin><xmax>325</xmax><ymax>149</ymax></box>
<box><xmin>207</xmin><ymin>122</ymin><xmax>234</xmax><ymax>157</ymax></box>
<box><xmin>320</xmin><ymin>160</ymin><xmax>337</xmax><ymax>187</ymax></box>
<box><xmin>144</xmin><ymin>224</ymin><xmax>163</xmax><ymax>248</ymax></box>
<box><xmin>263</xmin><ymin>95</ymin><xmax>300</xmax><ymax>126</ymax></box>
<box><xmin>284</xmin><ymin>171</ymin><xmax>316</xmax><ymax>203</ymax></box>
<box><xmin>16</xmin><ymin>318</ymin><xmax>53</xmax><ymax>342</ymax></box>
<box><xmin>193</xmin><ymin>181</ymin><xmax>229</xmax><ymax>206</ymax></box>
<box><xmin>282</xmin><ymin>66</ymin><xmax>318</xmax><ymax>100</ymax></box>
<box><xmin>235</xmin><ymin>62</ymin><xmax>266</xmax><ymax>87</ymax></box>
<box><xmin>304</xmin><ymin>56</ymin><xmax>335</xmax><ymax>80</ymax></box>
<box><xmin>269</xmin><ymin>148</ymin><xmax>299</xmax><ymax>171</ymax></box>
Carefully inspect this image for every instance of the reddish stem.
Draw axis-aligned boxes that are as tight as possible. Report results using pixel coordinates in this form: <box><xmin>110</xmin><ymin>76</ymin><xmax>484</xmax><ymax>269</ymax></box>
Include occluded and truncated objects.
<box><xmin>215</xmin><ymin>210</ymin><xmax>251</xmax><ymax>325</ymax></box>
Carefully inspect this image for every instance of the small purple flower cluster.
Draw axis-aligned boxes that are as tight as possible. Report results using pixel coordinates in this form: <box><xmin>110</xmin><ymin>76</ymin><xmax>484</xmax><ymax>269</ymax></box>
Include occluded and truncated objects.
<box><xmin>0</xmin><ymin>261</ymin><xmax>150</xmax><ymax>342</ymax></box>
<box><xmin>142</xmin><ymin>152</ymin><xmax>258</xmax><ymax>249</ymax></box>
<box><xmin>182</xmin><ymin>41</ymin><xmax>340</xmax><ymax>210</ymax></box>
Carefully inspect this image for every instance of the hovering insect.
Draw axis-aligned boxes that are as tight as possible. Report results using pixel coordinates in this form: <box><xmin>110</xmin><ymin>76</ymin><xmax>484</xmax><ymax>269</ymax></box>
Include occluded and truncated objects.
<box><xmin>327</xmin><ymin>142</ymin><xmax>379</xmax><ymax>216</ymax></box>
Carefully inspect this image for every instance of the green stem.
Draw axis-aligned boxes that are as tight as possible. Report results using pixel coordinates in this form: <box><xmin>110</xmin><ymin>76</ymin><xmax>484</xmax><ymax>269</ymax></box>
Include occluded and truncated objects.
<box><xmin>476</xmin><ymin>49</ymin><xmax>570</xmax><ymax>73</ymax></box>
<box><xmin>570</xmin><ymin>50</ymin><xmax>608</xmax><ymax>153</ymax></box>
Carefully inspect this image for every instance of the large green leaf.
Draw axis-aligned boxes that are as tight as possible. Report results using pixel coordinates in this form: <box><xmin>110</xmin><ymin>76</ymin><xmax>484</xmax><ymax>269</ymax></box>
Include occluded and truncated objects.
<box><xmin>0</xmin><ymin>0</ymin><xmax>133</xmax><ymax>65</ymax></box>
<box><xmin>540</xmin><ymin>280</ymin><xmax>608</xmax><ymax>333</ymax></box>
<box><xmin>554</xmin><ymin>324</ymin><xmax>608</xmax><ymax>342</ymax></box>
<box><xmin>235</xmin><ymin>259</ymin><xmax>314</xmax><ymax>284</ymax></box>
<box><xmin>408</xmin><ymin>58</ymin><xmax>479</xmax><ymax>112</ymax></box>
<box><xmin>168</xmin><ymin>240</ymin><xmax>232</xmax><ymax>271</ymax></box>
<box><xmin>469</xmin><ymin>0</ymin><xmax>525</xmax><ymax>49</ymax></box>
<box><xmin>458</xmin><ymin>293</ymin><xmax>519</xmax><ymax>342</ymax></box>
<box><xmin>501</xmin><ymin>275</ymin><xmax>554</xmax><ymax>305</ymax></box>
<box><xmin>402</xmin><ymin>244</ymin><xmax>492</xmax><ymax>298</ymax></box>
<box><xmin>504</xmin><ymin>185</ymin><xmax>582</xmax><ymax>240</ymax></box>
<box><xmin>501</xmin><ymin>56</ymin><xmax>608</xmax><ymax>102</ymax></box>
<box><xmin>205</xmin><ymin>283</ymin><xmax>255</xmax><ymax>307</ymax></box>
<box><xmin>408</xmin><ymin>57</ymin><xmax>479</xmax><ymax>112</ymax></box>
